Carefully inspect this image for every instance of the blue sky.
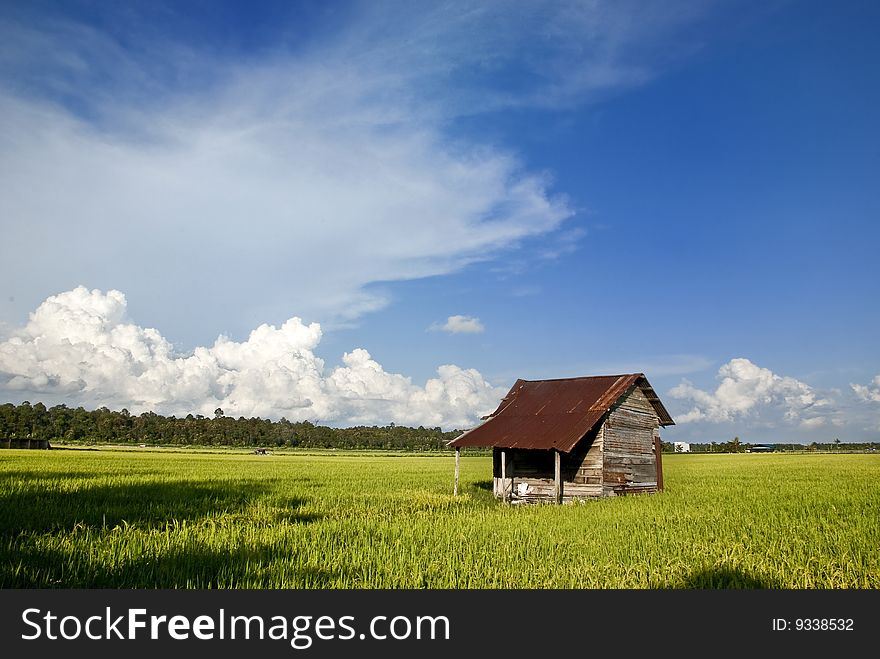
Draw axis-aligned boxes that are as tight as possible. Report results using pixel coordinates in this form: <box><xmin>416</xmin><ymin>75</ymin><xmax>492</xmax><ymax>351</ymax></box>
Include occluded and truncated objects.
<box><xmin>0</xmin><ymin>1</ymin><xmax>878</xmax><ymax>442</ymax></box>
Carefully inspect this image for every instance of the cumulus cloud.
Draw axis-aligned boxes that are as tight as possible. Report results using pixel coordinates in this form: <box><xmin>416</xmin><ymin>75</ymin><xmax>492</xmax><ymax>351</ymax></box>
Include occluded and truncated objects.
<box><xmin>0</xmin><ymin>287</ymin><xmax>506</xmax><ymax>428</ymax></box>
<box><xmin>669</xmin><ymin>358</ymin><xmax>832</xmax><ymax>425</ymax></box>
<box><xmin>431</xmin><ymin>315</ymin><xmax>485</xmax><ymax>334</ymax></box>
<box><xmin>851</xmin><ymin>375</ymin><xmax>880</xmax><ymax>403</ymax></box>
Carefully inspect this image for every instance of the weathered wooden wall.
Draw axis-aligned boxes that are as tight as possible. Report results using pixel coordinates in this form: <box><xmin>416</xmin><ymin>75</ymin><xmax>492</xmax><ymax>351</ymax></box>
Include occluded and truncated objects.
<box><xmin>491</xmin><ymin>386</ymin><xmax>662</xmax><ymax>502</ymax></box>
<box><xmin>602</xmin><ymin>387</ymin><xmax>659</xmax><ymax>496</ymax></box>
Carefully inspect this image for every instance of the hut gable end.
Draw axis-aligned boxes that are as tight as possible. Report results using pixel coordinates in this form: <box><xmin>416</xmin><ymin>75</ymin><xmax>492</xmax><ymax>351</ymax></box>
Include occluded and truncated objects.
<box><xmin>601</xmin><ymin>387</ymin><xmax>660</xmax><ymax>496</ymax></box>
<box><xmin>604</xmin><ymin>387</ymin><xmax>659</xmax><ymax>456</ymax></box>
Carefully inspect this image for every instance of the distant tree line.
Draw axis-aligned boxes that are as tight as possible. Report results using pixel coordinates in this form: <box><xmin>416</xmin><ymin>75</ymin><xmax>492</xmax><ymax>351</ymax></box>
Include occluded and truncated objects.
<box><xmin>661</xmin><ymin>436</ymin><xmax>879</xmax><ymax>453</ymax></box>
<box><xmin>0</xmin><ymin>401</ymin><xmax>465</xmax><ymax>451</ymax></box>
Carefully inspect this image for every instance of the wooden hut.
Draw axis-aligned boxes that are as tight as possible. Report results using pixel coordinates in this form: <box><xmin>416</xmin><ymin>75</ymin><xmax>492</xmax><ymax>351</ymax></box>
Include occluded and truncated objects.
<box><xmin>449</xmin><ymin>374</ymin><xmax>674</xmax><ymax>503</ymax></box>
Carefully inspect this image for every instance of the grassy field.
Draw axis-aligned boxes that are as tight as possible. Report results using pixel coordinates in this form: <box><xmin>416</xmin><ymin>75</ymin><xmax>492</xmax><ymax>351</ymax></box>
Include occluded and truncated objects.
<box><xmin>1</xmin><ymin>448</ymin><xmax>878</xmax><ymax>588</ymax></box>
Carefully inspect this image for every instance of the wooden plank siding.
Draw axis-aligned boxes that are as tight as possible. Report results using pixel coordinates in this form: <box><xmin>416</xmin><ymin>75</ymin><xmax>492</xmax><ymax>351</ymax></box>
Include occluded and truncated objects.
<box><xmin>491</xmin><ymin>386</ymin><xmax>661</xmax><ymax>502</ymax></box>
<box><xmin>602</xmin><ymin>387</ymin><xmax>660</xmax><ymax>497</ymax></box>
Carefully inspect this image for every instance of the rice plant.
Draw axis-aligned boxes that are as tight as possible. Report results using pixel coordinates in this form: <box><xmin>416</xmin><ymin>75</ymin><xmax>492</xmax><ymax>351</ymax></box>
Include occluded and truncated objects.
<box><xmin>1</xmin><ymin>449</ymin><xmax>877</xmax><ymax>588</ymax></box>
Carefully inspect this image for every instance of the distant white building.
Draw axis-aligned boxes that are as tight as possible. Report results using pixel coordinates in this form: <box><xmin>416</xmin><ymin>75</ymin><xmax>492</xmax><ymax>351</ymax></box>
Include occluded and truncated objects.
<box><xmin>674</xmin><ymin>441</ymin><xmax>691</xmax><ymax>453</ymax></box>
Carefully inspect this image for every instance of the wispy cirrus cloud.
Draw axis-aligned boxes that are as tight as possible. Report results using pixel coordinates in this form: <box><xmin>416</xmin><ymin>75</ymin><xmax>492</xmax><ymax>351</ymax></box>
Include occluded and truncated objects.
<box><xmin>0</xmin><ymin>1</ymin><xmax>719</xmax><ymax>347</ymax></box>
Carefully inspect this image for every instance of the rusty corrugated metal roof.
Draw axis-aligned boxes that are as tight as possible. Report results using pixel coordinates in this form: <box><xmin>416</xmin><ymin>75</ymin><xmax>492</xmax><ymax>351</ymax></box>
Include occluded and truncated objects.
<box><xmin>449</xmin><ymin>373</ymin><xmax>674</xmax><ymax>453</ymax></box>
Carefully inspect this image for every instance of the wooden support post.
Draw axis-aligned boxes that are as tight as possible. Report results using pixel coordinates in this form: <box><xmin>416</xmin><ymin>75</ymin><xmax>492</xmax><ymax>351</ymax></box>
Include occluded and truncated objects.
<box><xmin>453</xmin><ymin>447</ymin><xmax>460</xmax><ymax>496</ymax></box>
<box><xmin>500</xmin><ymin>449</ymin><xmax>507</xmax><ymax>501</ymax></box>
<box><xmin>509</xmin><ymin>451</ymin><xmax>515</xmax><ymax>501</ymax></box>
<box><xmin>554</xmin><ymin>449</ymin><xmax>563</xmax><ymax>504</ymax></box>
<box><xmin>654</xmin><ymin>436</ymin><xmax>664</xmax><ymax>492</ymax></box>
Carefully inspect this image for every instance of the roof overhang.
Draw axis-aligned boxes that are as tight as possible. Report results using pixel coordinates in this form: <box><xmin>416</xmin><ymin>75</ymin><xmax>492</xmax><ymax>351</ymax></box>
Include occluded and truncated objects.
<box><xmin>449</xmin><ymin>373</ymin><xmax>674</xmax><ymax>453</ymax></box>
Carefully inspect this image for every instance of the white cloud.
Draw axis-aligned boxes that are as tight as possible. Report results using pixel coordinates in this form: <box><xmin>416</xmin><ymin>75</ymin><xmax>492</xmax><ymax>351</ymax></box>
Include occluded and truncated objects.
<box><xmin>0</xmin><ymin>2</ymin><xmax>718</xmax><ymax>343</ymax></box>
<box><xmin>851</xmin><ymin>375</ymin><xmax>880</xmax><ymax>403</ymax></box>
<box><xmin>0</xmin><ymin>88</ymin><xmax>570</xmax><ymax>340</ymax></box>
<box><xmin>0</xmin><ymin>287</ymin><xmax>506</xmax><ymax>428</ymax></box>
<box><xmin>431</xmin><ymin>315</ymin><xmax>485</xmax><ymax>334</ymax></box>
<box><xmin>669</xmin><ymin>358</ymin><xmax>832</xmax><ymax>425</ymax></box>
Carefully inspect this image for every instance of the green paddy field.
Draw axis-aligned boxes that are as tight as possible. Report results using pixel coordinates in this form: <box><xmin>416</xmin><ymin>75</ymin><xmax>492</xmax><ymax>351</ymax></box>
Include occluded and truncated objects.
<box><xmin>1</xmin><ymin>448</ymin><xmax>877</xmax><ymax>588</ymax></box>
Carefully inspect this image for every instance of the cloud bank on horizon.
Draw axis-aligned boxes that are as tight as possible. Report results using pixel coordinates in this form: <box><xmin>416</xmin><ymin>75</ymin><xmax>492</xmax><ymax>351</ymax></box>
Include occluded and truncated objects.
<box><xmin>670</xmin><ymin>358</ymin><xmax>834</xmax><ymax>427</ymax></box>
<box><xmin>0</xmin><ymin>287</ymin><xmax>505</xmax><ymax>428</ymax></box>
<box><xmin>2</xmin><ymin>287</ymin><xmax>877</xmax><ymax>433</ymax></box>
<box><xmin>669</xmin><ymin>359</ymin><xmax>880</xmax><ymax>435</ymax></box>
